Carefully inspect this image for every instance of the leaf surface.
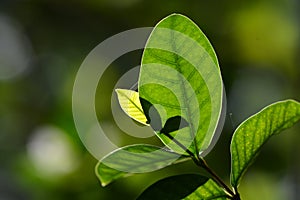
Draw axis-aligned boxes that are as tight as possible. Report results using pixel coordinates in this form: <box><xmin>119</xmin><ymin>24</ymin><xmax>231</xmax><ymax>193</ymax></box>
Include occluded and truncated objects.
<box><xmin>138</xmin><ymin>13</ymin><xmax>223</xmax><ymax>156</ymax></box>
<box><xmin>137</xmin><ymin>174</ymin><xmax>228</xmax><ymax>200</ymax></box>
<box><xmin>95</xmin><ymin>144</ymin><xmax>189</xmax><ymax>186</ymax></box>
<box><xmin>115</xmin><ymin>89</ymin><xmax>148</xmax><ymax>125</ymax></box>
<box><xmin>230</xmin><ymin>100</ymin><xmax>300</xmax><ymax>187</ymax></box>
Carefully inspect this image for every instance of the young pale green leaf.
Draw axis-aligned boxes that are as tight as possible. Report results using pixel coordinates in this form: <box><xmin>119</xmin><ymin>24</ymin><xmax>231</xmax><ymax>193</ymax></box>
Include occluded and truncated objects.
<box><xmin>137</xmin><ymin>174</ymin><xmax>228</xmax><ymax>200</ymax></box>
<box><xmin>138</xmin><ymin>13</ymin><xmax>223</xmax><ymax>156</ymax></box>
<box><xmin>230</xmin><ymin>100</ymin><xmax>300</xmax><ymax>188</ymax></box>
<box><xmin>95</xmin><ymin>144</ymin><xmax>189</xmax><ymax>186</ymax></box>
<box><xmin>115</xmin><ymin>89</ymin><xmax>148</xmax><ymax>126</ymax></box>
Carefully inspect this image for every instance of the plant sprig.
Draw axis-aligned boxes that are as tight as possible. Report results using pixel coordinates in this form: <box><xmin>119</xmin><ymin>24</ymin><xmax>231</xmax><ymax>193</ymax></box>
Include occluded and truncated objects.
<box><xmin>95</xmin><ymin>14</ymin><xmax>300</xmax><ymax>199</ymax></box>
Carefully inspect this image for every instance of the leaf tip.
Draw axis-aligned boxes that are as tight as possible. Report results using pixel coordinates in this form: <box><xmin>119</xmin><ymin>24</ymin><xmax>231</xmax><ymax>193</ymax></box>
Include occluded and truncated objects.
<box><xmin>95</xmin><ymin>162</ymin><xmax>109</xmax><ymax>187</ymax></box>
<box><xmin>100</xmin><ymin>181</ymin><xmax>109</xmax><ymax>187</ymax></box>
<box><xmin>115</xmin><ymin>88</ymin><xmax>122</xmax><ymax>94</ymax></box>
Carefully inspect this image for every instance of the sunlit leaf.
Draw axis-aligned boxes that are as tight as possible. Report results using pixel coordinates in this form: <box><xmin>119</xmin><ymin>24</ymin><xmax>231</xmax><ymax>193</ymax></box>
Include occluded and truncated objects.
<box><xmin>230</xmin><ymin>99</ymin><xmax>300</xmax><ymax>187</ymax></box>
<box><xmin>95</xmin><ymin>144</ymin><xmax>189</xmax><ymax>186</ymax></box>
<box><xmin>138</xmin><ymin>13</ymin><xmax>223</xmax><ymax>156</ymax></box>
<box><xmin>137</xmin><ymin>174</ymin><xmax>228</xmax><ymax>200</ymax></box>
<box><xmin>185</xmin><ymin>180</ymin><xmax>228</xmax><ymax>200</ymax></box>
<box><xmin>115</xmin><ymin>89</ymin><xmax>148</xmax><ymax>125</ymax></box>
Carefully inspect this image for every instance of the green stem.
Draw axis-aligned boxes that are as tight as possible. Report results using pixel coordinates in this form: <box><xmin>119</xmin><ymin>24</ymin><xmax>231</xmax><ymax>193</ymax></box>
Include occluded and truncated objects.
<box><xmin>232</xmin><ymin>187</ymin><xmax>241</xmax><ymax>200</ymax></box>
<box><xmin>193</xmin><ymin>156</ymin><xmax>235</xmax><ymax>198</ymax></box>
<box><xmin>163</xmin><ymin>132</ymin><xmax>241</xmax><ymax>200</ymax></box>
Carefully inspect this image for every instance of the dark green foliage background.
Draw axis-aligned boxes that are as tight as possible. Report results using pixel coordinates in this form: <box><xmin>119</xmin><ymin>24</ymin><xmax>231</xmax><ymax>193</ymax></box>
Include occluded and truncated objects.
<box><xmin>0</xmin><ymin>0</ymin><xmax>299</xmax><ymax>199</ymax></box>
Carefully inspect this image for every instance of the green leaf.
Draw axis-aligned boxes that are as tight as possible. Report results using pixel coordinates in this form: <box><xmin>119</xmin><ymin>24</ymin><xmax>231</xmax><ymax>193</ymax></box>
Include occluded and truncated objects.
<box><xmin>115</xmin><ymin>89</ymin><xmax>148</xmax><ymax>125</ymax></box>
<box><xmin>138</xmin><ymin>13</ymin><xmax>223</xmax><ymax>156</ymax></box>
<box><xmin>95</xmin><ymin>144</ymin><xmax>189</xmax><ymax>186</ymax></box>
<box><xmin>230</xmin><ymin>99</ymin><xmax>300</xmax><ymax>187</ymax></box>
<box><xmin>137</xmin><ymin>174</ymin><xmax>228</xmax><ymax>200</ymax></box>
<box><xmin>184</xmin><ymin>180</ymin><xmax>228</xmax><ymax>200</ymax></box>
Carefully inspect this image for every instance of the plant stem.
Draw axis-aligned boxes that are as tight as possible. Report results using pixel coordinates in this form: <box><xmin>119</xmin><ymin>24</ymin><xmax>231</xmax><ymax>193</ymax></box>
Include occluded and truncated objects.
<box><xmin>163</xmin><ymin>132</ymin><xmax>241</xmax><ymax>200</ymax></box>
<box><xmin>232</xmin><ymin>187</ymin><xmax>241</xmax><ymax>200</ymax></box>
<box><xmin>193</xmin><ymin>156</ymin><xmax>235</xmax><ymax>197</ymax></box>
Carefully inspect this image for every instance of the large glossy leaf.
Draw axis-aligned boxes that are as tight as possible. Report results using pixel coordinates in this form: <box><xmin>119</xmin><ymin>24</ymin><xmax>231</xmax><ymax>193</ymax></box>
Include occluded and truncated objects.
<box><xmin>115</xmin><ymin>89</ymin><xmax>148</xmax><ymax>125</ymax></box>
<box><xmin>95</xmin><ymin>144</ymin><xmax>189</xmax><ymax>186</ymax></box>
<box><xmin>138</xmin><ymin>13</ymin><xmax>223</xmax><ymax>156</ymax></box>
<box><xmin>230</xmin><ymin>100</ymin><xmax>300</xmax><ymax>187</ymax></box>
<box><xmin>137</xmin><ymin>174</ymin><xmax>228</xmax><ymax>200</ymax></box>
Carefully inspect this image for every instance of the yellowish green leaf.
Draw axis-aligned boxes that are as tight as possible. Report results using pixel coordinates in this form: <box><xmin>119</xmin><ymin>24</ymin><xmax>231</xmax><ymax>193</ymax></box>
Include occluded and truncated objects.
<box><xmin>115</xmin><ymin>89</ymin><xmax>148</xmax><ymax>126</ymax></box>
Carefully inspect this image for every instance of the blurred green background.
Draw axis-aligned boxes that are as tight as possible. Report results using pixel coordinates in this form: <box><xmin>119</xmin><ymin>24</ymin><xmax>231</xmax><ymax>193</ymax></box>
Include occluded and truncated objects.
<box><xmin>0</xmin><ymin>0</ymin><xmax>299</xmax><ymax>199</ymax></box>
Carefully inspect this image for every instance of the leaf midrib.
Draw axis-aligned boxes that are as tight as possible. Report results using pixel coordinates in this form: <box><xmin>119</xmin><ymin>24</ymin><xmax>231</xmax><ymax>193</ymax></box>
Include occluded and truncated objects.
<box><xmin>169</xmin><ymin>19</ymin><xmax>199</xmax><ymax>155</ymax></box>
<box><xmin>118</xmin><ymin>90</ymin><xmax>145</xmax><ymax>115</ymax></box>
<box><xmin>111</xmin><ymin>153</ymin><xmax>190</xmax><ymax>170</ymax></box>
